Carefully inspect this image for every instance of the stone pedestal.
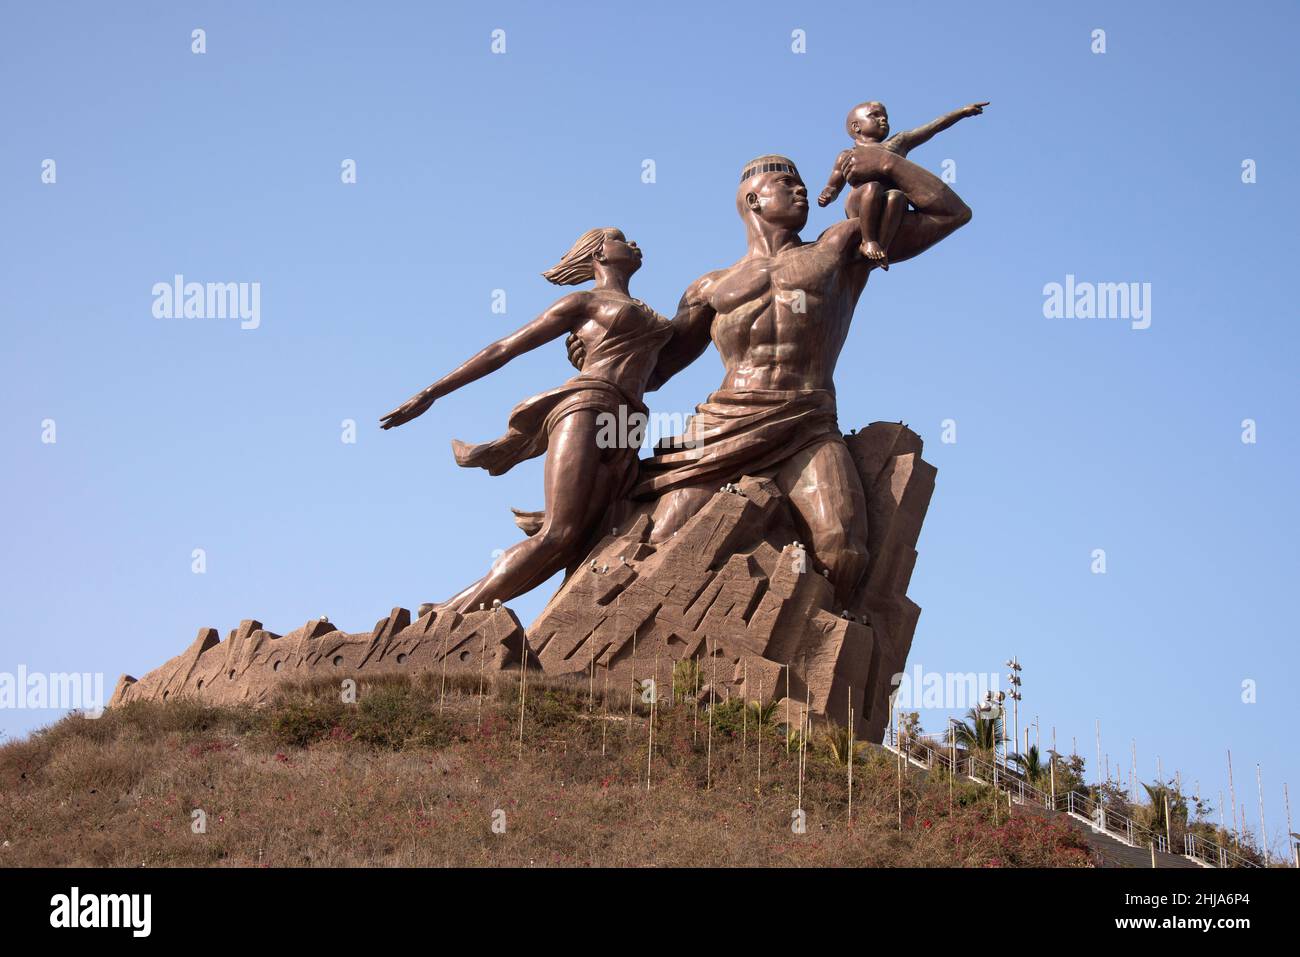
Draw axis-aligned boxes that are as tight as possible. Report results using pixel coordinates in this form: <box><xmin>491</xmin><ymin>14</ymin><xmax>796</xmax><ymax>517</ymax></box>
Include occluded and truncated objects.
<box><xmin>110</xmin><ymin>421</ymin><xmax>935</xmax><ymax>742</ymax></box>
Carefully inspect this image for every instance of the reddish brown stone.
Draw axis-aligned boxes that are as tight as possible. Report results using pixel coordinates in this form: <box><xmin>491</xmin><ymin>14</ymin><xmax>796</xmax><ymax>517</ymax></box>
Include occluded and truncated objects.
<box><xmin>108</xmin><ymin>606</ymin><xmax>525</xmax><ymax>708</ymax></box>
<box><xmin>111</xmin><ymin>421</ymin><xmax>932</xmax><ymax>739</ymax></box>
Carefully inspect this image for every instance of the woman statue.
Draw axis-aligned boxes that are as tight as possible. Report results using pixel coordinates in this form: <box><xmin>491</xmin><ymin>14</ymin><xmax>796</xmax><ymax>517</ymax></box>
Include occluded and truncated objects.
<box><xmin>380</xmin><ymin>228</ymin><xmax>671</xmax><ymax>613</ymax></box>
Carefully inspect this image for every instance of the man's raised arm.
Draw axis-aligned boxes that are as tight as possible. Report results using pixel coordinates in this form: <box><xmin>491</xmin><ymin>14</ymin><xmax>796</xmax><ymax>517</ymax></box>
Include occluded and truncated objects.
<box><xmin>838</xmin><ymin>146</ymin><xmax>971</xmax><ymax>265</ymax></box>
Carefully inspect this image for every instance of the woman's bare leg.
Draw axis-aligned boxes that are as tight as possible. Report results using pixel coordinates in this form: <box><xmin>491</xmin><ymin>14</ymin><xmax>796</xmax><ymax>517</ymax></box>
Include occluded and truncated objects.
<box><xmin>448</xmin><ymin>411</ymin><xmax>610</xmax><ymax>614</ymax></box>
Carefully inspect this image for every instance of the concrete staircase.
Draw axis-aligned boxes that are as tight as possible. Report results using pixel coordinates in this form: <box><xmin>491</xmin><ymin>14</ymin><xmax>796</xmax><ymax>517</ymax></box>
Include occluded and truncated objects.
<box><xmin>1014</xmin><ymin>800</ymin><xmax>1203</xmax><ymax>868</ymax></box>
<box><xmin>880</xmin><ymin>736</ymin><xmax>1223</xmax><ymax>869</ymax></box>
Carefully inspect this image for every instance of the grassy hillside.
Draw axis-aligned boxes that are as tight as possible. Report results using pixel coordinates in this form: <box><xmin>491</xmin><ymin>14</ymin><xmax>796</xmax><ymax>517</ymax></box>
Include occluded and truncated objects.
<box><xmin>0</xmin><ymin>672</ymin><xmax>1095</xmax><ymax>867</ymax></box>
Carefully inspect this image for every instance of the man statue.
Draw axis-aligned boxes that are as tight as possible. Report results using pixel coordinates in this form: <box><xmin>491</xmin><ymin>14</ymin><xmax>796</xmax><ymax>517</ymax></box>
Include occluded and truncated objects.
<box><xmin>573</xmin><ymin>146</ymin><xmax>971</xmax><ymax>609</ymax></box>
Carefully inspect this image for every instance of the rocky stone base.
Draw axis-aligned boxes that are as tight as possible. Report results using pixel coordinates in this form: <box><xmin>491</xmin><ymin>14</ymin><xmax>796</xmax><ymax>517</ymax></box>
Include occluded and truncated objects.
<box><xmin>109</xmin><ymin>606</ymin><xmax>525</xmax><ymax>709</ymax></box>
<box><xmin>110</xmin><ymin>422</ymin><xmax>934</xmax><ymax>741</ymax></box>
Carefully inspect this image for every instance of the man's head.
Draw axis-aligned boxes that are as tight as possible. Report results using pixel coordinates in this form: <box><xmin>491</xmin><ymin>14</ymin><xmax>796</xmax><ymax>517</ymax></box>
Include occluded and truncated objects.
<box><xmin>846</xmin><ymin>101</ymin><xmax>889</xmax><ymax>143</ymax></box>
<box><xmin>736</xmin><ymin>155</ymin><xmax>809</xmax><ymax>234</ymax></box>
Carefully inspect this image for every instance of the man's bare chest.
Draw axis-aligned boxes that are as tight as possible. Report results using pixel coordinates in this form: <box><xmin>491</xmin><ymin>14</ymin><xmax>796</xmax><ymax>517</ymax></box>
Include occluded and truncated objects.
<box><xmin>709</xmin><ymin>247</ymin><xmax>838</xmax><ymax>316</ymax></box>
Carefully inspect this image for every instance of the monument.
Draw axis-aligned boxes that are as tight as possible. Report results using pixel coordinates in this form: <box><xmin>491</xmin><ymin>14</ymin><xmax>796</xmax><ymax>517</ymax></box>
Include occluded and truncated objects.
<box><xmin>110</xmin><ymin>111</ymin><xmax>981</xmax><ymax>740</ymax></box>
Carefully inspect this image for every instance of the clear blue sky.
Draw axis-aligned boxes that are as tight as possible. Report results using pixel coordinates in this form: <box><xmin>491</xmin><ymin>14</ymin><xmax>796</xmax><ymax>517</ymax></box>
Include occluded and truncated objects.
<box><xmin>2</xmin><ymin>1</ymin><xmax>1296</xmax><ymax>856</ymax></box>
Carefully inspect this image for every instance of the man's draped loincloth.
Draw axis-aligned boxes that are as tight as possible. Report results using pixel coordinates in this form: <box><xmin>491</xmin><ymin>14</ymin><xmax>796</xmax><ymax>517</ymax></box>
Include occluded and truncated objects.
<box><xmin>632</xmin><ymin>388</ymin><xmax>842</xmax><ymax>499</ymax></box>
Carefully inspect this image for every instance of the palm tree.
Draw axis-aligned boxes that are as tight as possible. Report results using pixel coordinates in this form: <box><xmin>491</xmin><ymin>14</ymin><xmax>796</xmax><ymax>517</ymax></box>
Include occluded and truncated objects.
<box><xmin>819</xmin><ymin>723</ymin><xmax>869</xmax><ymax>767</ymax></box>
<box><xmin>747</xmin><ymin>698</ymin><xmax>780</xmax><ymax>727</ymax></box>
<box><xmin>953</xmin><ymin>707</ymin><xmax>1002</xmax><ymax>755</ymax></box>
<box><xmin>1141</xmin><ymin>781</ymin><xmax>1187</xmax><ymax>839</ymax></box>
<box><xmin>1011</xmin><ymin>744</ymin><xmax>1047</xmax><ymax>784</ymax></box>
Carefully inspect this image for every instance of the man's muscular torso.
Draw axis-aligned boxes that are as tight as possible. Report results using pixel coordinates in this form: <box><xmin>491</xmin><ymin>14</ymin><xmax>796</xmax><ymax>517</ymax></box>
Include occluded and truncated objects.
<box><xmin>672</xmin><ymin>219</ymin><xmax>870</xmax><ymax>394</ymax></box>
<box><xmin>576</xmin><ymin>146</ymin><xmax>970</xmax><ymax>606</ymax></box>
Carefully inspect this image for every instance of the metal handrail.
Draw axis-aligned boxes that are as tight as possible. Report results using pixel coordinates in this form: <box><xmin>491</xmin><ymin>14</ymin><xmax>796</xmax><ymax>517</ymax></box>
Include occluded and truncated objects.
<box><xmin>882</xmin><ymin>728</ymin><xmax>1266</xmax><ymax>868</ymax></box>
<box><xmin>1054</xmin><ymin>788</ymin><xmax>1166</xmax><ymax>852</ymax></box>
<box><xmin>1184</xmin><ymin>832</ymin><xmax>1262</xmax><ymax>869</ymax></box>
<box><xmin>883</xmin><ymin>728</ymin><xmax>1215</xmax><ymax>861</ymax></box>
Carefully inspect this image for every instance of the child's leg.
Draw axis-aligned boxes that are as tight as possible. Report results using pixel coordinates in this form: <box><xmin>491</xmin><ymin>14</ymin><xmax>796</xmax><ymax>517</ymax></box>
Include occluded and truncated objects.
<box><xmin>876</xmin><ymin>188</ymin><xmax>908</xmax><ymax>270</ymax></box>
<box><xmin>854</xmin><ymin>181</ymin><xmax>887</xmax><ymax>262</ymax></box>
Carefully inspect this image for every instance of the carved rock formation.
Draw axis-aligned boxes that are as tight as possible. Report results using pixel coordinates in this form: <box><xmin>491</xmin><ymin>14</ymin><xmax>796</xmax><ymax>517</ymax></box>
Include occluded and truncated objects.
<box><xmin>109</xmin><ymin>606</ymin><xmax>525</xmax><ymax>708</ymax></box>
<box><xmin>525</xmin><ymin>421</ymin><xmax>935</xmax><ymax>739</ymax></box>
<box><xmin>109</xmin><ymin>421</ymin><xmax>934</xmax><ymax>741</ymax></box>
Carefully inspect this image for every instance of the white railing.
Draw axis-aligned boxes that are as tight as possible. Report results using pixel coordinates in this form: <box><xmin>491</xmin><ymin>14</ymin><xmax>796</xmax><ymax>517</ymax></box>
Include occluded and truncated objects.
<box><xmin>881</xmin><ymin>729</ymin><xmax>1262</xmax><ymax>867</ymax></box>
<box><xmin>1184</xmin><ymin>832</ymin><xmax>1261</xmax><ymax>869</ymax></box>
<box><xmin>1054</xmin><ymin>788</ymin><xmax>1165</xmax><ymax>852</ymax></box>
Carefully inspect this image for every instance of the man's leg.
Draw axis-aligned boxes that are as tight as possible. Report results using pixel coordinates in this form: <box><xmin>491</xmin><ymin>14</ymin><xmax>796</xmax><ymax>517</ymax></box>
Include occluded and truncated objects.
<box><xmin>647</xmin><ymin>484</ymin><xmax>716</xmax><ymax>543</ymax></box>
<box><xmin>774</xmin><ymin>437</ymin><xmax>869</xmax><ymax>608</ymax></box>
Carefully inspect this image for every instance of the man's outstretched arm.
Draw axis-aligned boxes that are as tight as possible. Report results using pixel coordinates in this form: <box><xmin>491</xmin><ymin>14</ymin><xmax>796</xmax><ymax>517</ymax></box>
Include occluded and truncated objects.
<box><xmin>833</xmin><ymin>145</ymin><xmax>971</xmax><ymax>265</ymax></box>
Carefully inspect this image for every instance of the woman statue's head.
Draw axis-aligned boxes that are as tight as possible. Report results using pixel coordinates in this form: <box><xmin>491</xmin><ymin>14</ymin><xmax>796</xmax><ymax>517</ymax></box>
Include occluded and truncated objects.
<box><xmin>542</xmin><ymin>227</ymin><xmax>641</xmax><ymax>285</ymax></box>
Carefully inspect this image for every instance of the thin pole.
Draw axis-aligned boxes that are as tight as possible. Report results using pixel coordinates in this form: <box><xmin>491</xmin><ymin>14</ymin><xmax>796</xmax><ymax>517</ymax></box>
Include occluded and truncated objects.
<box><xmin>706</xmin><ymin>636</ymin><xmax>715</xmax><ymax>790</ymax></box>
<box><xmin>895</xmin><ymin>707</ymin><xmax>903</xmax><ymax>831</ymax></box>
<box><xmin>476</xmin><ymin>610</ymin><xmax>487</xmax><ymax>728</ymax></box>
<box><xmin>439</xmin><ymin>613</ymin><xmax>450</xmax><ymax>714</ymax></box>
<box><xmin>628</xmin><ymin>627</ymin><xmax>637</xmax><ymax>723</ymax></box>
<box><xmin>1050</xmin><ymin>725</ymin><xmax>1057</xmax><ymax>808</ymax></box>
<box><xmin>949</xmin><ymin>719</ymin><xmax>955</xmax><ymax>813</ymax></box>
<box><xmin>1131</xmin><ymin>739</ymin><xmax>1138</xmax><ymax>802</ymax></box>
<box><xmin>1256</xmin><ymin>764</ymin><xmax>1268</xmax><ymax>865</ymax></box>
<box><xmin>645</xmin><ymin>663</ymin><xmax>655</xmax><ymax>791</ymax></box>
<box><xmin>517</xmin><ymin>636</ymin><xmax>528</xmax><ymax>756</ymax></box>
<box><xmin>756</xmin><ymin>676</ymin><xmax>763</xmax><ymax>794</ymax></box>
<box><xmin>846</xmin><ymin>687</ymin><xmax>853</xmax><ymax>825</ymax></box>
<box><xmin>785</xmin><ymin>664</ymin><xmax>791</xmax><ymax>755</ymax></box>
<box><xmin>692</xmin><ymin>655</ymin><xmax>700</xmax><ymax>744</ymax></box>
<box><xmin>741</xmin><ymin>661</ymin><xmax>749</xmax><ymax>758</ymax></box>
<box><xmin>1095</xmin><ymin>719</ymin><xmax>1102</xmax><ymax>804</ymax></box>
<box><xmin>1012</xmin><ymin>671</ymin><xmax>1019</xmax><ymax>769</ymax></box>
<box><xmin>1228</xmin><ymin>749</ymin><xmax>1238</xmax><ymax>847</ymax></box>
<box><xmin>601</xmin><ymin>663</ymin><xmax>608</xmax><ymax>756</ymax></box>
<box><xmin>1285</xmin><ymin>782</ymin><xmax>1296</xmax><ymax>868</ymax></box>
<box><xmin>796</xmin><ymin>688</ymin><xmax>807</xmax><ymax>814</ymax></box>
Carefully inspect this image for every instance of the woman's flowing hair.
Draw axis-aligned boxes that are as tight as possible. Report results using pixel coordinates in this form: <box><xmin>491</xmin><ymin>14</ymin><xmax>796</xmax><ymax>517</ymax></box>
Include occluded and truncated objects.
<box><xmin>541</xmin><ymin>227</ymin><xmax>613</xmax><ymax>285</ymax></box>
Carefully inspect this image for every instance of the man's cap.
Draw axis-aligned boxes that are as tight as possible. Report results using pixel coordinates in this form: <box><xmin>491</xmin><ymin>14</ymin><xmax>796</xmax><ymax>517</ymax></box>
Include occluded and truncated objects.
<box><xmin>740</xmin><ymin>154</ymin><xmax>800</xmax><ymax>183</ymax></box>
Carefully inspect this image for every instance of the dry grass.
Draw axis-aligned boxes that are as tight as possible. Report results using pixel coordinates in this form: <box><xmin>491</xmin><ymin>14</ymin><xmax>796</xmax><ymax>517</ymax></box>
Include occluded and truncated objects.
<box><xmin>0</xmin><ymin>672</ymin><xmax>1096</xmax><ymax>867</ymax></box>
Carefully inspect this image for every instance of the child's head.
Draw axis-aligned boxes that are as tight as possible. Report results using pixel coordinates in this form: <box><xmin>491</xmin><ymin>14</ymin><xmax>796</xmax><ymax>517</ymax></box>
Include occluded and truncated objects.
<box><xmin>846</xmin><ymin>101</ymin><xmax>889</xmax><ymax>143</ymax></box>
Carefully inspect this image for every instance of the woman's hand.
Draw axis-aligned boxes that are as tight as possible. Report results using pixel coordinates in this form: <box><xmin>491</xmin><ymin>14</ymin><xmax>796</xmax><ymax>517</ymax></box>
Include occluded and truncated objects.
<box><xmin>379</xmin><ymin>390</ymin><xmax>435</xmax><ymax>430</ymax></box>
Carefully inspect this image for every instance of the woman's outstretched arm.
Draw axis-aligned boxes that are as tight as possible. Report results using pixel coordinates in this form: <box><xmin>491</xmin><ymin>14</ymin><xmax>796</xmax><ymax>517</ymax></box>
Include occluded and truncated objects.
<box><xmin>380</xmin><ymin>292</ymin><xmax>587</xmax><ymax>430</ymax></box>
